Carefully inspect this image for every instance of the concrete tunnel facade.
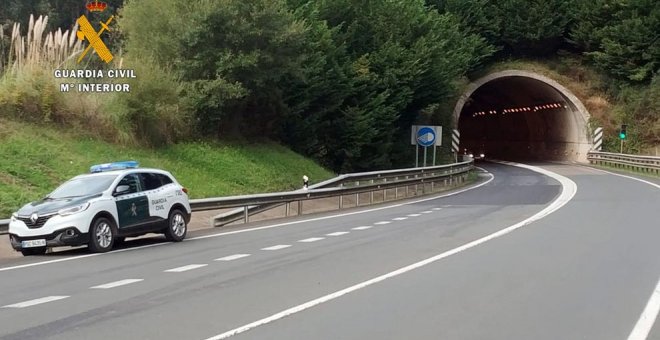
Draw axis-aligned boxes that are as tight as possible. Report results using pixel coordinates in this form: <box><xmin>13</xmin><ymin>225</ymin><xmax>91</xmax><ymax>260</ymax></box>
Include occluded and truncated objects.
<box><xmin>453</xmin><ymin>70</ymin><xmax>592</xmax><ymax>162</ymax></box>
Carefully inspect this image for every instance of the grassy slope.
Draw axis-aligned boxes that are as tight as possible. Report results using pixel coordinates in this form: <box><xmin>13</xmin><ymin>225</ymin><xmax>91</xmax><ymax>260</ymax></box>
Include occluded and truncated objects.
<box><xmin>0</xmin><ymin>119</ymin><xmax>334</xmax><ymax>217</ymax></box>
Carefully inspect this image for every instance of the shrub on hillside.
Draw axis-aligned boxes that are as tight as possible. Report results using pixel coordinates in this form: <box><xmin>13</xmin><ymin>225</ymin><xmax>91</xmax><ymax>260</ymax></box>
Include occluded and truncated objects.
<box><xmin>106</xmin><ymin>59</ymin><xmax>191</xmax><ymax>146</ymax></box>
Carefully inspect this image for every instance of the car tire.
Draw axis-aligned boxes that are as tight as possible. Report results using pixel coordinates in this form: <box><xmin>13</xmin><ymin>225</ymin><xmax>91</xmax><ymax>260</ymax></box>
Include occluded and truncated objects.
<box><xmin>88</xmin><ymin>217</ymin><xmax>115</xmax><ymax>253</ymax></box>
<box><xmin>20</xmin><ymin>247</ymin><xmax>47</xmax><ymax>256</ymax></box>
<box><xmin>164</xmin><ymin>209</ymin><xmax>187</xmax><ymax>242</ymax></box>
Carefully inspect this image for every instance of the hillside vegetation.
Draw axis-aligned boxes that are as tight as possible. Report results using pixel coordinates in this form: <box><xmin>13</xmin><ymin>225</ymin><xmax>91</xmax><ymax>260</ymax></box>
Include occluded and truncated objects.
<box><xmin>0</xmin><ymin>0</ymin><xmax>658</xmax><ymax>172</ymax></box>
<box><xmin>0</xmin><ymin>119</ymin><xmax>334</xmax><ymax>217</ymax></box>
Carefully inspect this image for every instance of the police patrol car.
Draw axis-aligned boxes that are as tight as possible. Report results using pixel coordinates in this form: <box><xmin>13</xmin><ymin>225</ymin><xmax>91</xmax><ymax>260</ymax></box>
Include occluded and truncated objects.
<box><xmin>8</xmin><ymin>161</ymin><xmax>192</xmax><ymax>256</ymax></box>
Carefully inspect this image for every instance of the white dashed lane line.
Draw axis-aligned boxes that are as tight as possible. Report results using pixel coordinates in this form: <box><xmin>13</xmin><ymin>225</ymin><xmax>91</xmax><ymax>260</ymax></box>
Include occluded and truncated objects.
<box><xmin>298</xmin><ymin>237</ymin><xmax>325</xmax><ymax>243</ymax></box>
<box><xmin>261</xmin><ymin>245</ymin><xmax>292</xmax><ymax>251</ymax></box>
<box><xmin>407</xmin><ymin>214</ymin><xmax>421</xmax><ymax>217</ymax></box>
<box><xmin>421</xmin><ymin>211</ymin><xmax>433</xmax><ymax>214</ymax></box>
<box><xmin>2</xmin><ymin>296</ymin><xmax>69</xmax><ymax>308</ymax></box>
<box><xmin>374</xmin><ymin>221</ymin><xmax>391</xmax><ymax>225</ymax></box>
<box><xmin>326</xmin><ymin>232</ymin><xmax>349</xmax><ymax>237</ymax></box>
<box><xmin>352</xmin><ymin>226</ymin><xmax>372</xmax><ymax>230</ymax></box>
<box><xmin>90</xmin><ymin>279</ymin><xmax>143</xmax><ymax>289</ymax></box>
<box><xmin>392</xmin><ymin>217</ymin><xmax>408</xmax><ymax>221</ymax></box>
<box><xmin>432</xmin><ymin>208</ymin><xmax>442</xmax><ymax>211</ymax></box>
<box><xmin>215</xmin><ymin>254</ymin><xmax>251</xmax><ymax>261</ymax></box>
<box><xmin>164</xmin><ymin>264</ymin><xmax>208</xmax><ymax>273</ymax></box>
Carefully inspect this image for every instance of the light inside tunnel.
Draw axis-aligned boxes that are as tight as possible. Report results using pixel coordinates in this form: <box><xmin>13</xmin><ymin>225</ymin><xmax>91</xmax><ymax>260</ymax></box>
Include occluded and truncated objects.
<box><xmin>456</xmin><ymin>74</ymin><xmax>590</xmax><ymax>161</ymax></box>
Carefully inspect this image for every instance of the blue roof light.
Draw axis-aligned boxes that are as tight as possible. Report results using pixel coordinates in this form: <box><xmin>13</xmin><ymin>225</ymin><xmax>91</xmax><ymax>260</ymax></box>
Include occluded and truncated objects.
<box><xmin>90</xmin><ymin>161</ymin><xmax>139</xmax><ymax>173</ymax></box>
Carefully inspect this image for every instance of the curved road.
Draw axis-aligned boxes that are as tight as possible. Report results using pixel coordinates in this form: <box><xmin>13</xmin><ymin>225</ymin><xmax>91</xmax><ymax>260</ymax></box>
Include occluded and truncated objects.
<box><xmin>0</xmin><ymin>162</ymin><xmax>658</xmax><ymax>340</ymax></box>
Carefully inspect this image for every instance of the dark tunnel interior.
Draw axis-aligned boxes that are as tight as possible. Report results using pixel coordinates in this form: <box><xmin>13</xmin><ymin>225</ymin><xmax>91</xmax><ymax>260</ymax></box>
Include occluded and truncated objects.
<box><xmin>457</xmin><ymin>76</ymin><xmax>590</xmax><ymax>161</ymax></box>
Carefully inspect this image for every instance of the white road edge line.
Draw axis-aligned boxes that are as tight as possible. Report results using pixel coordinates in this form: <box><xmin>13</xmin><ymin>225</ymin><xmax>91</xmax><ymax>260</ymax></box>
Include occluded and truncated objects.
<box><xmin>90</xmin><ymin>279</ymin><xmax>143</xmax><ymax>289</ymax></box>
<box><xmin>298</xmin><ymin>237</ymin><xmax>325</xmax><ymax>243</ymax></box>
<box><xmin>628</xmin><ymin>276</ymin><xmax>660</xmax><ymax>340</ymax></box>
<box><xmin>164</xmin><ymin>264</ymin><xmax>208</xmax><ymax>273</ymax></box>
<box><xmin>261</xmin><ymin>245</ymin><xmax>291</xmax><ymax>251</ymax></box>
<box><xmin>585</xmin><ymin>167</ymin><xmax>660</xmax><ymax>340</ymax></box>
<box><xmin>0</xmin><ymin>171</ymin><xmax>495</xmax><ymax>273</ymax></box>
<box><xmin>215</xmin><ymin>254</ymin><xmax>251</xmax><ymax>262</ymax></box>
<box><xmin>326</xmin><ymin>232</ymin><xmax>349</xmax><ymax>237</ymax></box>
<box><xmin>200</xmin><ymin>162</ymin><xmax>577</xmax><ymax>340</ymax></box>
<box><xmin>2</xmin><ymin>296</ymin><xmax>69</xmax><ymax>308</ymax></box>
<box><xmin>351</xmin><ymin>226</ymin><xmax>372</xmax><ymax>231</ymax></box>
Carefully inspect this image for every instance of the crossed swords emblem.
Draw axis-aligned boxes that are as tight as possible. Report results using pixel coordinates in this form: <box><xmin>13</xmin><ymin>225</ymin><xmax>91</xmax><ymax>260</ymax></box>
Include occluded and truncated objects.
<box><xmin>76</xmin><ymin>15</ymin><xmax>114</xmax><ymax>63</ymax></box>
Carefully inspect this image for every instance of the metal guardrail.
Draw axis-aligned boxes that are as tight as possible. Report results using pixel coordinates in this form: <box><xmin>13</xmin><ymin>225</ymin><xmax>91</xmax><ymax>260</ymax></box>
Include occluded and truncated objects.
<box><xmin>203</xmin><ymin>161</ymin><xmax>474</xmax><ymax>226</ymax></box>
<box><xmin>0</xmin><ymin>161</ymin><xmax>473</xmax><ymax>234</ymax></box>
<box><xmin>0</xmin><ymin>219</ymin><xmax>8</xmax><ymax>235</ymax></box>
<box><xmin>588</xmin><ymin>151</ymin><xmax>660</xmax><ymax>174</ymax></box>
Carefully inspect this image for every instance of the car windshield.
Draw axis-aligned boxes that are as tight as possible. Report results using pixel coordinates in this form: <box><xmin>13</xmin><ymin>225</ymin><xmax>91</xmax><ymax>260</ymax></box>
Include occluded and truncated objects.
<box><xmin>48</xmin><ymin>175</ymin><xmax>118</xmax><ymax>199</ymax></box>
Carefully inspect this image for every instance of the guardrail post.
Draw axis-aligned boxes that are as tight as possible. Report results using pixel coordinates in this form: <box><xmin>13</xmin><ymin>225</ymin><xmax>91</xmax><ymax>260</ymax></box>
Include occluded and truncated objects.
<box><xmin>243</xmin><ymin>206</ymin><xmax>249</xmax><ymax>223</ymax></box>
<box><xmin>370</xmin><ymin>180</ymin><xmax>374</xmax><ymax>203</ymax></box>
<box><xmin>298</xmin><ymin>200</ymin><xmax>303</xmax><ymax>215</ymax></box>
<box><xmin>286</xmin><ymin>202</ymin><xmax>290</xmax><ymax>217</ymax></box>
<box><xmin>405</xmin><ymin>185</ymin><xmax>409</xmax><ymax>197</ymax></box>
<box><xmin>339</xmin><ymin>183</ymin><xmax>344</xmax><ymax>209</ymax></box>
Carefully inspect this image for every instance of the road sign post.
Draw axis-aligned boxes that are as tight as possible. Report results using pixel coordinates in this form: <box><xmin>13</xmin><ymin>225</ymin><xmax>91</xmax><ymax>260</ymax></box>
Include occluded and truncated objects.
<box><xmin>411</xmin><ymin>126</ymin><xmax>441</xmax><ymax>167</ymax></box>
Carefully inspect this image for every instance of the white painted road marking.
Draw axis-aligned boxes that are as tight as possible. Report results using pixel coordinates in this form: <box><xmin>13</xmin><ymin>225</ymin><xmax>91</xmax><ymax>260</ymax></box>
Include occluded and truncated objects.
<box><xmin>298</xmin><ymin>237</ymin><xmax>325</xmax><ymax>243</ymax></box>
<box><xmin>90</xmin><ymin>279</ymin><xmax>143</xmax><ymax>289</ymax></box>
<box><xmin>2</xmin><ymin>296</ymin><xmax>69</xmax><ymax>308</ymax></box>
<box><xmin>351</xmin><ymin>226</ymin><xmax>372</xmax><ymax>231</ymax></box>
<box><xmin>0</xmin><ymin>174</ymin><xmax>495</xmax><ymax>273</ymax></box>
<box><xmin>628</xmin><ymin>276</ymin><xmax>660</xmax><ymax>340</ymax></box>
<box><xmin>200</xmin><ymin>162</ymin><xmax>577</xmax><ymax>340</ymax></box>
<box><xmin>164</xmin><ymin>264</ymin><xmax>208</xmax><ymax>273</ymax></box>
<box><xmin>374</xmin><ymin>221</ymin><xmax>390</xmax><ymax>225</ymax></box>
<box><xmin>326</xmin><ymin>232</ymin><xmax>349</xmax><ymax>237</ymax></box>
<box><xmin>215</xmin><ymin>254</ymin><xmax>251</xmax><ymax>262</ymax></box>
<box><xmin>432</xmin><ymin>208</ymin><xmax>442</xmax><ymax>211</ymax></box>
<box><xmin>420</xmin><ymin>210</ymin><xmax>433</xmax><ymax>214</ymax></box>
<box><xmin>407</xmin><ymin>214</ymin><xmax>421</xmax><ymax>217</ymax></box>
<box><xmin>392</xmin><ymin>217</ymin><xmax>408</xmax><ymax>221</ymax></box>
<box><xmin>261</xmin><ymin>245</ymin><xmax>291</xmax><ymax>251</ymax></box>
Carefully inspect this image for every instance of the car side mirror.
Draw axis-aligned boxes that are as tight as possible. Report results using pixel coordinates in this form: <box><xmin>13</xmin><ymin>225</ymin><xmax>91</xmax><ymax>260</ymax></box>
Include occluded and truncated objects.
<box><xmin>114</xmin><ymin>185</ymin><xmax>130</xmax><ymax>196</ymax></box>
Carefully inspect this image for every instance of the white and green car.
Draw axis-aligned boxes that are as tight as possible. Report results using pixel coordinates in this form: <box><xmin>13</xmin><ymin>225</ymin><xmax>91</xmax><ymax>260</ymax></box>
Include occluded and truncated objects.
<box><xmin>8</xmin><ymin>161</ymin><xmax>192</xmax><ymax>256</ymax></box>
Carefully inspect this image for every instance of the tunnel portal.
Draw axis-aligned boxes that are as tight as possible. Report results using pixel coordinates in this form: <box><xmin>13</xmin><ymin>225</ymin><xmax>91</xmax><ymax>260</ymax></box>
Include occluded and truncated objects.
<box><xmin>454</xmin><ymin>70</ymin><xmax>591</xmax><ymax>161</ymax></box>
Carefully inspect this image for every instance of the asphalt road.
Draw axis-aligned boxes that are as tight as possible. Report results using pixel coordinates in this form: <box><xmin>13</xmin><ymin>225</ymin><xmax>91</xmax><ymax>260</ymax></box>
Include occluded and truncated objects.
<box><xmin>0</xmin><ymin>162</ymin><xmax>658</xmax><ymax>340</ymax></box>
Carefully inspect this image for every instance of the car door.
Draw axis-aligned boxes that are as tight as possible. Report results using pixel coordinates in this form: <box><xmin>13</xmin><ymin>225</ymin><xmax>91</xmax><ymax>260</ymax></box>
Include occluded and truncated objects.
<box><xmin>139</xmin><ymin>172</ymin><xmax>169</xmax><ymax>223</ymax></box>
<box><xmin>114</xmin><ymin>173</ymin><xmax>149</xmax><ymax>229</ymax></box>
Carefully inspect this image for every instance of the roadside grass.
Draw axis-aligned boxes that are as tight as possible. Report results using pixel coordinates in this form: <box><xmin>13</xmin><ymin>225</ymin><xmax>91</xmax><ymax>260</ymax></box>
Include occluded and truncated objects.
<box><xmin>0</xmin><ymin>119</ymin><xmax>335</xmax><ymax>217</ymax></box>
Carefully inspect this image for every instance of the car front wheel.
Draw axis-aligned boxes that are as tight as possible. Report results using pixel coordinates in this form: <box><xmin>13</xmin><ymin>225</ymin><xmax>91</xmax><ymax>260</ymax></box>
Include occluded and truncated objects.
<box><xmin>164</xmin><ymin>209</ymin><xmax>187</xmax><ymax>242</ymax></box>
<box><xmin>88</xmin><ymin>217</ymin><xmax>115</xmax><ymax>253</ymax></box>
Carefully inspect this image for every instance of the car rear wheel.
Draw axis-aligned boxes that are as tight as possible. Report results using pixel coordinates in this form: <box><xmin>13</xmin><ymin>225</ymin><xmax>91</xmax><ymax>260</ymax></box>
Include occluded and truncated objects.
<box><xmin>164</xmin><ymin>209</ymin><xmax>187</xmax><ymax>242</ymax></box>
<box><xmin>88</xmin><ymin>217</ymin><xmax>115</xmax><ymax>253</ymax></box>
<box><xmin>20</xmin><ymin>247</ymin><xmax>47</xmax><ymax>256</ymax></box>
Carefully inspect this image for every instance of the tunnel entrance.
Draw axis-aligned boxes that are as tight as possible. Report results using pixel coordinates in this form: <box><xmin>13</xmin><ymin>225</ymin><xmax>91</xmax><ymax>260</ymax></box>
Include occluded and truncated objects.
<box><xmin>454</xmin><ymin>70</ymin><xmax>591</xmax><ymax>162</ymax></box>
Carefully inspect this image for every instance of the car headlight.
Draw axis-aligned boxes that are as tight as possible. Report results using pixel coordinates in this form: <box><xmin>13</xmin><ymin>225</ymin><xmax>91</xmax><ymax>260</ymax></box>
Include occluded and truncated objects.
<box><xmin>480</xmin><ymin>153</ymin><xmax>485</xmax><ymax>158</ymax></box>
<box><xmin>58</xmin><ymin>202</ymin><xmax>90</xmax><ymax>216</ymax></box>
<box><xmin>10</xmin><ymin>213</ymin><xmax>17</xmax><ymax>222</ymax></box>
<box><xmin>468</xmin><ymin>153</ymin><xmax>474</xmax><ymax>158</ymax></box>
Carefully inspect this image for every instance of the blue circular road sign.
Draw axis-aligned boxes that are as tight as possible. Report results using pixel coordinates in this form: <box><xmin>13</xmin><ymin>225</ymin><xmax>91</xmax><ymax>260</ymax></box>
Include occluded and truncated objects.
<box><xmin>416</xmin><ymin>127</ymin><xmax>436</xmax><ymax>147</ymax></box>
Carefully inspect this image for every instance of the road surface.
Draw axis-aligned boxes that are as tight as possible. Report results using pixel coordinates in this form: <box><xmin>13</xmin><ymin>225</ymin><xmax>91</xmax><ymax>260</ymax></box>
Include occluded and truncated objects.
<box><xmin>0</xmin><ymin>162</ymin><xmax>658</xmax><ymax>340</ymax></box>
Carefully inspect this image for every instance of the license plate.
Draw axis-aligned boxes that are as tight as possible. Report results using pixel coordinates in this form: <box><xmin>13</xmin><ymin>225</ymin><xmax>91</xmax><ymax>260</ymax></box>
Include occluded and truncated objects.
<box><xmin>21</xmin><ymin>239</ymin><xmax>46</xmax><ymax>248</ymax></box>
